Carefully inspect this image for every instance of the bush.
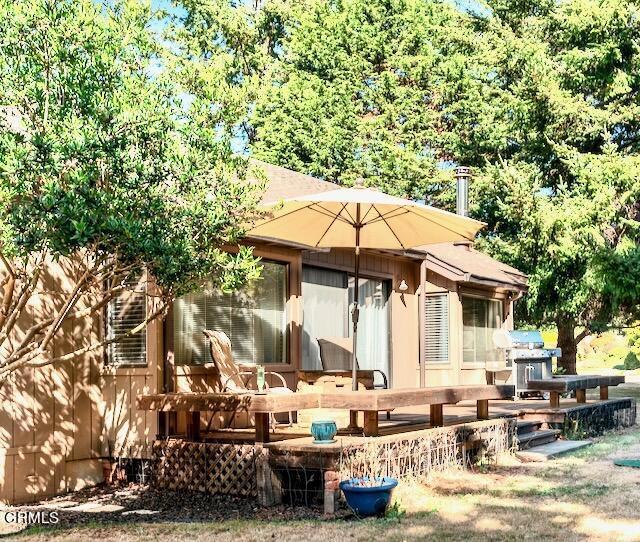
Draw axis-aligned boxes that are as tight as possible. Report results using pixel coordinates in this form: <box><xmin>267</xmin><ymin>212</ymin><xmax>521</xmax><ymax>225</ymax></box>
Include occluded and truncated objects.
<box><xmin>623</xmin><ymin>352</ymin><xmax>640</xmax><ymax>370</ymax></box>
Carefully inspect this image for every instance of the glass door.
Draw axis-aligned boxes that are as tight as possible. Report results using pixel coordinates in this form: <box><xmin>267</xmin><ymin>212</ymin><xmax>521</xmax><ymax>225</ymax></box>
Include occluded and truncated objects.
<box><xmin>302</xmin><ymin>266</ymin><xmax>391</xmax><ymax>386</ymax></box>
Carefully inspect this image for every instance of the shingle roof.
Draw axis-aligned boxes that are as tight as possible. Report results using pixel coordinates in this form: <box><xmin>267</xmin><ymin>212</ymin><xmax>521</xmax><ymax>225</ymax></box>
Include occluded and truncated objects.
<box><xmin>250</xmin><ymin>159</ymin><xmax>338</xmax><ymax>203</ymax></box>
<box><xmin>250</xmin><ymin>159</ymin><xmax>528</xmax><ymax>290</ymax></box>
<box><xmin>417</xmin><ymin>242</ymin><xmax>528</xmax><ymax>290</ymax></box>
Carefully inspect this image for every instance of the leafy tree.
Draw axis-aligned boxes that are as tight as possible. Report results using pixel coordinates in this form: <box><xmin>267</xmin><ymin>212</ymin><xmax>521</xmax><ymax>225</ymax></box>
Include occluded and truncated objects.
<box><xmin>215</xmin><ymin>0</ymin><xmax>640</xmax><ymax>373</ymax></box>
<box><xmin>255</xmin><ymin>0</ymin><xmax>498</xmax><ymax>201</ymax></box>
<box><xmin>175</xmin><ymin>0</ymin><xmax>640</xmax><ymax>373</ymax></box>
<box><xmin>470</xmin><ymin>0</ymin><xmax>640</xmax><ymax>373</ymax></box>
<box><xmin>0</xmin><ymin>0</ymin><xmax>262</xmax><ymax>378</ymax></box>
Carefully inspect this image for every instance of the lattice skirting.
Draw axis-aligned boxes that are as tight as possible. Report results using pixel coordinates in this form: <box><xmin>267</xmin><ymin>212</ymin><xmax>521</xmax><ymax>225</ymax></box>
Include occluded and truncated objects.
<box><xmin>151</xmin><ymin>440</ymin><xmax>257</xmax><ymax>497</ymax></box>
<box><xmin>338</xmin><ymin>418</ymin><xmax>517</xmax><ymax>482</ymax></box>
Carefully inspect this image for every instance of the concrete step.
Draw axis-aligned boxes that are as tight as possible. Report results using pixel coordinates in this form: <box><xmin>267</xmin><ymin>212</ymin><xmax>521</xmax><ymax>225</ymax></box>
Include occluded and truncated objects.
<box><xmin>516</xmin><ymin>439</ymin><xmax>592</xmax><ymax>462</ymax></box>
<box><xmin>517</xmin><ymin>429</ymin><xmax>560</xmax><ymax>449</ymax></box>
<box><xmin>517</xmin><ymin>420</ymin><xmax>542</xmax><ymax>435</ymax></box>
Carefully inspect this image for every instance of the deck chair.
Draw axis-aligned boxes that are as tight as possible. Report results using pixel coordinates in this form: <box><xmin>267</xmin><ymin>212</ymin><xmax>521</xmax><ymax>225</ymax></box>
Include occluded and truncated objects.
<box><xmin>203</xmin><ymin>329</ymin><xmax>293</xmax><ymax>431</ymax></box>
<box><xmin>317</xmin><ymin>336</ymin><xmax>391</xmax><ymax>419</ymax></box>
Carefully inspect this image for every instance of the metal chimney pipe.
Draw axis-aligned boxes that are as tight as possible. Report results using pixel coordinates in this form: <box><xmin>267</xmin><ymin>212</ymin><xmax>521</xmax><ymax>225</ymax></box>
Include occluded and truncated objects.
<box><xmin>455</xmin><ymin>166</ymin><xmax>471</xmax><ymax>217</ymax></box>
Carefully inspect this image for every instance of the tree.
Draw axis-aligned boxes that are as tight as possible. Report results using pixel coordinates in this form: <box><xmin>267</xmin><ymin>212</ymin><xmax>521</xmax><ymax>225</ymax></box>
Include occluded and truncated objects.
<box><xmin>198</xmin><ymin>0</ymin><xmax>487</xmax><ymax>202</ymax></box>
<box><xmin>470</xmin><ymin>0</ymin><xmax>640</xmax><ymax>373</ymax></box>
<box><xmin>0</xmin><ymin>0</ymin><xmax>262</xmax><ymax>378</ymax></box>
<box><xmin>177</xmin><ymin>0</ymin><xmax>640</xmax><ymax>374</ymax></box>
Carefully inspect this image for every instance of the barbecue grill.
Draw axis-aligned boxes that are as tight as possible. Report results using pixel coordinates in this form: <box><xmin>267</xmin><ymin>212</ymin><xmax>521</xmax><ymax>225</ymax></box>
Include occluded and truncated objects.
<box><xmin>491</xmin><ymin>330</ymin><xmax>562</xmax><ymax>397</ymax></box>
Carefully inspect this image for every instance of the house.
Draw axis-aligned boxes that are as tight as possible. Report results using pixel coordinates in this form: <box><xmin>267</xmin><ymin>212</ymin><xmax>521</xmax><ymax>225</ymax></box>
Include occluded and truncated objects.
<box><xmin>0</xmin><ymin>160</ymin><xmax>527</xmax><ymax>504</ymax></box>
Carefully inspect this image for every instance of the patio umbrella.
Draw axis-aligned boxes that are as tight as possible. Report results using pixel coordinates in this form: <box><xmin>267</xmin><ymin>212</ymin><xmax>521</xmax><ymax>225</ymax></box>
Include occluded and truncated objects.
<box><xmin>249</xmin><ymin>181</ymin><xmax>484</xmax><ymax>396</ymax></box>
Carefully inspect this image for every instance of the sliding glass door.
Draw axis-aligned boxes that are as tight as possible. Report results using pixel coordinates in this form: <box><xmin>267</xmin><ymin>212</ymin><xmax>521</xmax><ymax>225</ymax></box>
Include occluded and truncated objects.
<box><xmin>302</xmin><ymin>266</ymin><xmax>390</xmax><ymax>384</ymax></box>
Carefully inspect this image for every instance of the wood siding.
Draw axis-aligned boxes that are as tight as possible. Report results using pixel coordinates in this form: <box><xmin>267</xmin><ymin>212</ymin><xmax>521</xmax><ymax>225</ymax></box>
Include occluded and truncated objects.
<box><xmin>0</xmin><ymin>258</ymin><xmax>103</xmax><ymax>504</ymax></box>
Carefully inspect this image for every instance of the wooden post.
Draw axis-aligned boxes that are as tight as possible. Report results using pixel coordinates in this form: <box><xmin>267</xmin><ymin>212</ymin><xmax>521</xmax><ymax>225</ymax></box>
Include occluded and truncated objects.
<box><xmin>255</xmin><ymin>412</ymin><xmax>270</xmax><ymax>443</ymax></box>
<box><xmin>363</xmin><ymin>411</ymin><xmax>379</xmax><ymax>437</ymax></box>
<box><xmin>576</xmin><ymin>389</ymin><xmax>586</xmax><ymax>403</ymax></box>
<box><xmin>477</xmin><ymin>399</ymin><xmax>489</xmax><ymax>420</ymax></box>
<box><xmin>323</xmin><ymin>470</ymin><xmax>340</xmax><ymax>516</ymax></box>
<box><xmin>186</xmin><ymin>411</ymin><xmax>201</xmax><ymax>442</ymax></box>
<box><xmin>430</xmin><ymin>404</ymin><xmax>444</xmax><ymax>427</ymax></box>
<box><xmin>550</xmin><ymin>391</ymin><xmax>560</xmax><ymax>409</ymax></box>
<box><xmin>600</xmin><ymin>386</ymin><xmax>609</xmax><ymax>400</ymax></box>
<box><xmin>255</xmin><ymin>445</ymin><xmax>282</xmax><ymax>506</ymax></box>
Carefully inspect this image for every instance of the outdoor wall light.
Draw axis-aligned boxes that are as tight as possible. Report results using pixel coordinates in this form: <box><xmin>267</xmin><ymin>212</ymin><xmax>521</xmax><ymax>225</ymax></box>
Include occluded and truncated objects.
<box><xmin>398</xmin><ymin>280</ymin><xmax>409</xmax><ymax>292</ymax></box>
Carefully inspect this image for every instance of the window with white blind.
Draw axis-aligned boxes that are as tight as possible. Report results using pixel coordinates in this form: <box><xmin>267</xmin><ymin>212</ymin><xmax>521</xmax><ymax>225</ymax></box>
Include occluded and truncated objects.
<box><xmin>462</xmin><ymin>296</ymin><xmax>503</xmax><ymax>365</ymax></box>
<box><xmin>173</xmin><ymin>261</ymin><xmax>287</xmax><ymax>365</ymax></box>
<box><xmin>424</xmin><ymin>293</ymin><xmax>450</xmax><ymax>364</ymax></box>
<box><xmin>106</xmin><ymin>276</ymin><xmax>147</xmax><ymax>366</ymax></box>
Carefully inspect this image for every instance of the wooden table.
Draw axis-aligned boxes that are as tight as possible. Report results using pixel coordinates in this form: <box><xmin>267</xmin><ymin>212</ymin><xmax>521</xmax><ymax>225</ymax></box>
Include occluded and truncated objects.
<box><xmin>319</xmin><ymin>385</ymin><xmax>515</xmax><ymax>437</ymax></box>
<box><xmin>137</xmin><ymin>392</ymin><xmax>320</xmax><ymax>443</ymax></box>
<box><xmin>526</xmin><ymin>375</ymin><xmax>625</xmax><ymax>408</ymax></box>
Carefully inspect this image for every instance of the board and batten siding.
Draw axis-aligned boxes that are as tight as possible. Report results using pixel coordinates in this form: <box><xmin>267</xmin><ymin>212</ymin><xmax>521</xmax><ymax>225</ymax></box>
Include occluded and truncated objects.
<box><xmin>0</xmin><ymin>258</ymin><xmax>104</xmax><ymax>504</ymax></box>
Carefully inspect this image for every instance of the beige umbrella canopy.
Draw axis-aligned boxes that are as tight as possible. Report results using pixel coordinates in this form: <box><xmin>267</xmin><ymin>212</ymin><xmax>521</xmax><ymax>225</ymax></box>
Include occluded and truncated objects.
<box><xmin>249</xmin><ymin>181</ymin><xmax>484</xmax><ymax>400</ymax></box>
<box><xmin>250</xmin><ymin>183</ymin><xmax>482</xmax><ymax>249</ymax></box>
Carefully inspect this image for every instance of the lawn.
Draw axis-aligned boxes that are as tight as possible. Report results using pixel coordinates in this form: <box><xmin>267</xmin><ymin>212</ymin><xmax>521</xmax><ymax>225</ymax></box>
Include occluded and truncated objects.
<box><xmin>5</xmin><ymin>419</ymin><xmax>640</xmax><ymax>542</ymax></box>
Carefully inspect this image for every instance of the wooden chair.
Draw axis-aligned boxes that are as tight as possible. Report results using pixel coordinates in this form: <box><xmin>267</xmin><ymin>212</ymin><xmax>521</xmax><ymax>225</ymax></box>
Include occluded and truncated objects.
<box><xmin>317</xmin><ymin>336</ymin><xmax>391</xmax><ymax>419</ymax></box>
<box><xmin>203</xmin><ymin>329</ymin><xmax>293</xmax><ymax>430</ymax></box>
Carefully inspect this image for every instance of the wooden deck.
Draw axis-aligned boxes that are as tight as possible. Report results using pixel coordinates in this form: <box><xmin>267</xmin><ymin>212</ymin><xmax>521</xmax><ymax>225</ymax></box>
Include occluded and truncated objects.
<box><xmin>138</xmin><ymin>384</ymin><xmax>514</xmax><ymax>442</ymax></box>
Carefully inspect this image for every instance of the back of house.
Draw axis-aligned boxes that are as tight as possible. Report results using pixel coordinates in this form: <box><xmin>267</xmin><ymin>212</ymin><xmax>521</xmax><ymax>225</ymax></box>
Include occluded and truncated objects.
<box><xmin>0</xmin><ymin>160</ymin><xmax>527</xmax><ymax>504</ymax></box>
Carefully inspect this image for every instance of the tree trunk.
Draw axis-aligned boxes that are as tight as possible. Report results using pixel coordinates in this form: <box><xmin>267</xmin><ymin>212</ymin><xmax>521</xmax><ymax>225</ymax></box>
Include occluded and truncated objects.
<box><xmin>557</xmin><ymin>319</ymin><xmax>578</xmax><ymax>375</ymax></box>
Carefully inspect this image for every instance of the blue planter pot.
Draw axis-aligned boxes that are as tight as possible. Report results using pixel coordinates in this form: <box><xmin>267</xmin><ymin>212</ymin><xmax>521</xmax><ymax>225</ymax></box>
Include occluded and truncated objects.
<box><xmin>340</xmin><ymin>477</ymin><xmax>398</xmax><ymax>517</ymax></box>
<box><xmin>310</xmin><ymin>420</ymin><xmax>337</xmax><ymax>444</ymax></box>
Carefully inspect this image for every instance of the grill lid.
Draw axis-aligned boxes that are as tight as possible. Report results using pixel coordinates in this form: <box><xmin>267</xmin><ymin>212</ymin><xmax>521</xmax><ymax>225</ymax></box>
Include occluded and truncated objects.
<box><xmin>493</xmin><ymin>329</ymin><xmax>545</xmax><ymax>349</ymax></box>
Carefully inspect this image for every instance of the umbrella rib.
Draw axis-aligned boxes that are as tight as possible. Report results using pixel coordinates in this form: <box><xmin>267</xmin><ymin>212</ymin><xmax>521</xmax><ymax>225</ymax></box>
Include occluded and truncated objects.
<box><xmin>365</xmin><ymin>207</ymin><xmax>476</xmax><ymax>239</ymax></box>
<box><xmin>372</xmin><ymin>205</ymin><xmax>407</xmax><ymax>249</ymax></box>
<box><xmin>255</xmin><ymin>201</ymin><xmax>320</xmax><ymax>225</ymax></box>
<box><xmin>314</xmin><ymin>203</ymin><xmax>349</xmax><ymax>247</ymax></box>
<box><xmin>359</xmin><ymin>204</ymin><xmax>376</xmax><ymax>224</ymax></box>
<box><xmin>310</xmin><ymin>203</ymin><xmax>354</xmax><ymax>225</ymax></box>
<box><xmin>361</xmin><ymin>206</ymin><xmax>409</xmax><ymax>226</ymax></box>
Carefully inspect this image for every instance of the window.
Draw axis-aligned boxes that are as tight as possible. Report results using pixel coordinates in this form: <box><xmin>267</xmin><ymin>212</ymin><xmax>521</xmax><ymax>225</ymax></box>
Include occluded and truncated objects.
<box><xmin>106</xmin><ymin>276</ymin><xmax>147</xmax><ymax>366</ymax></box>
<box><xmin>424</xmin><ymin>293</ymin><xmax>449</xmax><ymax>364</ymax></box>
<box><xmin>301</xmin><ymin>266</ymin><xmax>390</xmax><ymax>379</ymax></box>
<box><xmin>462</xmin><ymin>296</ymin><xmax>503</xmax><ymax>365</ymax></box>
<box><xmin>173</xmin><ymin>261</ymin><xmax>287</xmax><ymax>365</ymax></box>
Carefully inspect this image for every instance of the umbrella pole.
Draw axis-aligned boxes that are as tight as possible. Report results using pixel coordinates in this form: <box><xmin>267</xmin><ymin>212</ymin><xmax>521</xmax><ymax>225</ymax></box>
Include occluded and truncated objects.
<box><xmin>347</xmin><ymin>204</ymin><xmax>362</xmax><ymax>431</ymax></box>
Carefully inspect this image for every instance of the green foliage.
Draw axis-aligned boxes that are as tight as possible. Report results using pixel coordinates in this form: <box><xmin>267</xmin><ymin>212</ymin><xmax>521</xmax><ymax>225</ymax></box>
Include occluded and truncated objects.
<box><xmin>0</xmin><ymin>0</ymin><xmax>265</xmax><ymax>374</ymax></box>
<box><xmin>469</xmin><ymin>0</ymin><xmax>640</xmax><ymax>344</ymax></box>
<box><xmin>619</xmin><ymin>351</ymin><xmax>640</xmax><ymax>370</ymax></box>
<box><xmin>0</xmin><ymin>0</ymin><xmax>262</xmax><ymax>297</ymax></box>
<box><xmin>384</xmin><ymin>500</ymin><xmax>406</xmax><ymax>523</ymax></box>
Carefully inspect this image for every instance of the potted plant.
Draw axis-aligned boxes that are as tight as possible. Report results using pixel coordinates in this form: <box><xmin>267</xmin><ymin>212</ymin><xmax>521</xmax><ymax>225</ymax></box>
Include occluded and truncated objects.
<box><xmin>339</xmin><ymin>443</ymin><xmax>398</xmax><ymax>517</ymax></box>
<box><xmin>339</xmin><ymin>476</ymin><xmax>398</xmax><ymax>517</ymax></box>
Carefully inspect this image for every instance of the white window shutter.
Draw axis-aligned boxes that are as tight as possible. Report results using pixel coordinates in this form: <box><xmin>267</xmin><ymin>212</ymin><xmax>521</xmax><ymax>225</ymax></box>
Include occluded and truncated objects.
<box><xmin>424</xmin><ymin>293</ymin><xmax>449</xmax><ymax>364</ymax></box>
<box><xmin>106</xmin><ymin>276</ymin><xmax>147</xmax><ymax>366</ymax></box>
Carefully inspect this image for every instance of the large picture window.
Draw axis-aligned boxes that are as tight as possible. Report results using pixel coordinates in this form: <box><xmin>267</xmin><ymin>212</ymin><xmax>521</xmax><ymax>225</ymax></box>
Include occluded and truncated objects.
<box><xmin>173</xmin><ymin>261</ymin><xmax>287</xmax><ymax>365</ymax></box>
<box><xmin>462</xmin><ymin>296</ymin><xmax>503</xmax><ymax>365</ymax></box>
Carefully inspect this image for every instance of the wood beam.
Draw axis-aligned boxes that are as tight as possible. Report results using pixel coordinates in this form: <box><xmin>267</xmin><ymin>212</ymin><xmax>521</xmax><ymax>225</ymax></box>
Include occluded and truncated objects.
<box><xmin>430</xmin><ymin>404</ymin><xmax>443</xmax><ymax>427</ymax></box>
<box><xmin>477</xmin><ymin>399</ymin><xmax>489</xmax><ymax>420</ymax></box>
<box><xmin>255</xmin><ymin>412</ymin><xmax>270</xmax><ymax>443</ymax></box>
<box><xmin>363</xmin><ymin>411</ymin><xmax>379</xmax><ymax>437</ymax></box>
